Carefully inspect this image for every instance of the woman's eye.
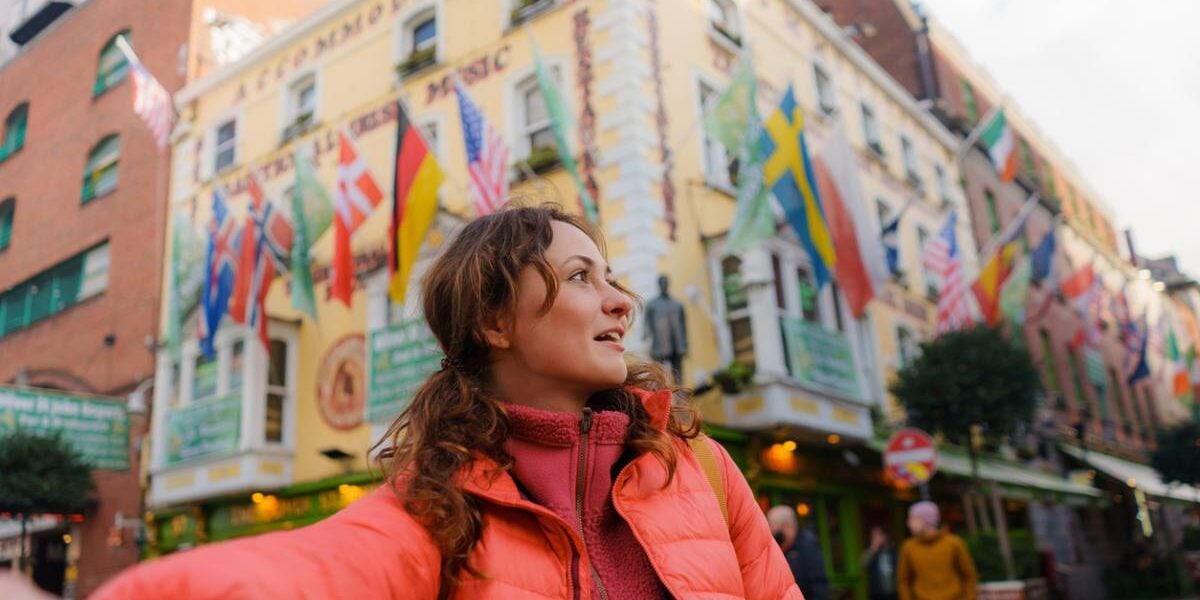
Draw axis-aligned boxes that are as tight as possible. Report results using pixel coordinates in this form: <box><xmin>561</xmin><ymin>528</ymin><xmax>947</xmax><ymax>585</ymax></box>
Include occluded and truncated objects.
<box><xmin>569</xmin><ymin>270</ymin><xmax>588</xmax><ymax>282</ymax></box>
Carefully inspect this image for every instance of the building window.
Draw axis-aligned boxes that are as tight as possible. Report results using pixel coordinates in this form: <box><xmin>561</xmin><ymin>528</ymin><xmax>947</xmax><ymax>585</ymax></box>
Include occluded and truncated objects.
<box><xmin>1019</xmin><ymin>138</ymin><xmax>1036</xmax><ymax>179</ymax></box>
<box><xmin>0</xmin><ymin>198</ymin><xmax>12</xmax><ymax>251</ymax></box>
<box><xmin>1</xmin><ymin>103</ymin><xmax>28</xmax><ymax>161</ymax></box>
<box><xmin>1038</xmin><ymin>329</ymin><xmax>1060</xmax><ymax>393</ymax></box>
<box><xmin>82</xmin><ymin>134</ymin><xmax>120</xmax><ymax>203</ymax></box>
<box><xmin>897</xmin><ymin>325</ymin><xmax>919</xmax><ymax>367</ymax></box>
<box><xmin>266</xmin><ymin>339</ymin><xmax>288</xmax><ymax>443</ymax></box>
<box><xmin>1107</xmin><ymin>367</ymin><xmax>1129</xmax><ymax>428</ymax></box>
<box><xmin>1042</xmin><ymin>162</ymin><xmax>1058</xmax><ymax>199</ymax></box>
<box><xmin>214</xmin><ymin>119</ymin><xmax>237</xmax><ymax>173</ymax></box>
<box><xmin>397</xmin><ymin>10</ymin><xmax>437</xmax><ymax>75</ymax></box>
<box><xmin>917</xmin><ymin>225</ymin><xmax>937</xmax><ymax>298</ymax></box>
<box><xmin>875</xmin><ymin>199</ymin><xmax>891</xmax><ymax>231</ymax></box>
<box><xmin>514</xmin><ymin>71</ymin><xmax>560</xmax><ymax>173</ymax></box>
<box><xmin>282</xmin><ymin>75</ymin><xmax>317</xmax><ymax>142</ymax></box>
<box><xmin>813</xmin><ymin>64</ymin><xmax>836</xmax><ymax>115</ymax></box>
<box><xmin>861</xmin><ymin>103</ymin><xmax>883</xmax><ymax>155</ymax></box>
<box><xmin>721</xmin><ymin>255</ymin><xmax>755</xmax><ymax>369</ymax></box>
<box><xmin>958</xmin><ymin>78</ymin><xmax>978</xmax><ymax>125</ymax></box>
<box><xmin>900</xmin><ymin>136</ymin><xmax>921</xmax><ymax>187</ymax></box>
<box><xmin>829</xmin><ymin>282</ymin><xmax>845</xmax><ymax>332</ymax></box>
<box><xmin>510</xmin><ymin>0</ymin><xmax>556</xmax><ymax>26</ymax></box>
<box><xmin>984</xmin><ymin>189</ymin><xmax>1000</xmax><ymax>234</ymax></box>
<box><xmin>708</xmin><ymin>0</ymin><xmax>741</xmax><ymax>46</ymax></box>
<box><xmin>94</xmin><ymin>31</ymin><xmax>131</xmax><ymax>97</ymax></box>
<box><xmin>0</xmin><ymin>242</ymin><xmax>109</xmax><ymax>338</ymax></box>
<box><xmin>934</xmin><ymin>163</ymin><xmax>952</xmax><ymax>204</ymax></box>
<box><xmin>1066</xmin><ymin>347</ymin><xmax>1089</xmax><ymax>415</ymax></box>
<box><xmin>699</xmin><ymin>81</ymin><xmax>738</xmax><ymax>189</ymax></box>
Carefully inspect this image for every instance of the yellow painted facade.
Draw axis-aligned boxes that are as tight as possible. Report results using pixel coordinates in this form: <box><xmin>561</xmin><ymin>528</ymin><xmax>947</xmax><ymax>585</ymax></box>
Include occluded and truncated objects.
<box><xmin>148</xmin><ymin>0</ymin><xmax>973</xmax><ymax>510</ymax></box>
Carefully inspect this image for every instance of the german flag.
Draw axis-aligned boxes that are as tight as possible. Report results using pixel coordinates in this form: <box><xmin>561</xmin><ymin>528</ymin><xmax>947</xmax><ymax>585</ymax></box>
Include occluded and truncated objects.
<box><xmin>389</xmin><ymin>101</ymin><xmax>445</xmax><ymax>304</ymax></box>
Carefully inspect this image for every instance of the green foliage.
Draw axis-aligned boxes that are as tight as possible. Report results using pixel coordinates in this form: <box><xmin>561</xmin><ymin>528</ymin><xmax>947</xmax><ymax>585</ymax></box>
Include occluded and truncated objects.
<box><xmin>889</xmin><ymin>326</ymin><xmax>1040</xmax><ymax>448</ymax></box>
<box><xmin>0</xmin><ymin>430</ymin><xmax>93</xmax><ymax>516</ymax></box>
<box><xmin>713</xmin><ymin>359</ymin><xmax>755</xmax><ymax>393</ymax></box>
<box><xmin>964</xmin><ymin>529</ymin><xmax>1039</xmax><ymax>582</ymax></box>
<box><xmin>1150</xmin><ymin>420</ymin><xmax>1200</xmax><ymax>486</ymax></box>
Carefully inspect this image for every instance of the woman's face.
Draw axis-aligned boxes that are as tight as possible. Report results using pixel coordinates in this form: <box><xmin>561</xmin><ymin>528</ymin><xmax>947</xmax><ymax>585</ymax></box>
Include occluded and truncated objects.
<box><xmin>491</xmin><ymin>221</ymin><xmax>633</xmax><ymax>401</ymax></box>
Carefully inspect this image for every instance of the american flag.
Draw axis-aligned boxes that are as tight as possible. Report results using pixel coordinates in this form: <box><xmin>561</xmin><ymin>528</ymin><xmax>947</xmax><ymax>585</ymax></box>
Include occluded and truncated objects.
<box><xmin>115</xmin><ymin>36</ymin><xmax>174</xmax><ymax>151</ymax></box>
<box><xmin>454</xmin><ymin>82</ymin><xmax>509</xmax><ymax>215</ymax></box>
<box><xmin>921</xmin><ymin>213</ymin><xmax>973</xmax><ymax>334</ymax></box>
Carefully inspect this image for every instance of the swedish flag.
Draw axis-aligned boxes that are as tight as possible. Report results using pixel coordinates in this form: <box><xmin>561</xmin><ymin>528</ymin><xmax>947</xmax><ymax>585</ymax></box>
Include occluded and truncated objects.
<box><xmin>761</xmin><ymin>86</ymin><xmax>836</xmax><ymax>288</ymax></box>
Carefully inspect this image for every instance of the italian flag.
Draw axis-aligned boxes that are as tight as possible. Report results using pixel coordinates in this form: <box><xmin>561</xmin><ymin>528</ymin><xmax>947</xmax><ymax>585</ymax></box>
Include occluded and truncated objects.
<box><xmin>1167</xmin><ymin>330</ymin><xmax>1193</xmax><ymax>404</ymax></box>
<box><xmin>981</xmin><ymin>110</ymin><xmax>1018</xmax><ymax>182</ymax></box>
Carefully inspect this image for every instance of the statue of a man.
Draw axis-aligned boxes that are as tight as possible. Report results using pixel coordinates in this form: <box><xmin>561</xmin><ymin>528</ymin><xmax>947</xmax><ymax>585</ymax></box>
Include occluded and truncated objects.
<box><xmin>644</xmin><ymin>275</ymin><xmax>688</xmax><ymax>383</ymax></box>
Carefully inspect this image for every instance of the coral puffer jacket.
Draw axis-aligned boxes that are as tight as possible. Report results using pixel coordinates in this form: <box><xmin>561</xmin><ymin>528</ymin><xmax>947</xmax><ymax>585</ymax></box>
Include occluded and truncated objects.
<box><xmin>94</xmin><ymin>389</ymin><xmax>803</xmax><ymax>599</ymax></box>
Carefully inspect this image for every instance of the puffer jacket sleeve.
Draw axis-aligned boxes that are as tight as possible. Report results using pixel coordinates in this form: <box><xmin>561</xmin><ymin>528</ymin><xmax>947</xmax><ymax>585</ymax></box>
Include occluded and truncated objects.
<box><xmin>711</xmin><ymin>439</ymin><xmax>804</xmax><ymax>600</ymax></box>
<box><xmin>91</xmin><ymin>487</ymin><xmax>441</xmax><ymax>599</ymax></box>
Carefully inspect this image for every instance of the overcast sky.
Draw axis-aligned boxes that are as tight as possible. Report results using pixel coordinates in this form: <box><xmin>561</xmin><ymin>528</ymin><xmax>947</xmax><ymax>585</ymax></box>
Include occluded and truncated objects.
<box><xmin>917</xmin><ymin>0</ymin><xmax>1200</xmax><ymax>278</ymax></box>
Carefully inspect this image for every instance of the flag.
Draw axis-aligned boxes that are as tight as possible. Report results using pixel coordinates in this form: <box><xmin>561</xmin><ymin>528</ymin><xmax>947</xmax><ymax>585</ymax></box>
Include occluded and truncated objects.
<box><xmin>1030</xmin><ymin>226</ymin><xmax>1056</xmax><ymax>283</ymax></box>
<box><xmin>1127</xmin><ymin>325</ymin><xmax>1150</xmax><ymax>386</ymax></box>
<box><xmin>980</xmin><ymin>109</ymin><xmax>1017</xmax><ymax>182</ymax></box>
<box><xmin>761</xmin><ymin>85</ymin><xmax>836</xmax><ymax>289</ymax></box>
<box><xmin>1167</xmin><ymin>330</ymin><xmax>1193</xmax><ymax>404</ymax></box>
<box><xmin>290</xmin><ymin>150</ymin><xmax>333</xmax><ymax>319</ymax></box>
<box><xmin>813</xmin><ymin>127</ymin><xmax>889</xmax><ymax>317</ymax></box>
<box><xmin>330</xmin><ymin>130</ymin><xmax>384</xmax><ymax>306</ymax></box>
<box><xmin>114</xmin><ymin>36</ymin><xmax>174</xmax><ymax>151</ymax></box>
<box><xmin>971</xmin><ymin>195</ymin><xmax>1038</xmax><ymax>325</ymax></box>
<box><xmin>454</xmin><ymin>82</ymin><xmax>509</xmax><ymax>215</ymax></box>
<box><xmin>530</xmin><ymin>36</ymin><xmax>597</xmax><ymax>222</ymax></box>
<box><xmin>199</xmin><ymin>189</ymin><xmax>239</xmax><ymax>358</ymax></box>
<box><xmin>389</xmin><ymin>102</ymin><xmax>445</xmax><ymax>304</ymax></box>
<box><xmin>702</xmin><ymin>55</ymin><xmax>773</xmax><ymax>253</ymax></box>
<box><xmin>165</xmin><ymin>213</ymin><xmax>206</xmax><ymax>360</ymax></box>
<box><xmin>881</xmin><ymin>214</ymin><xmax>902</xmax><ymax>276</ymax></box>
<box><xmin>1061</xmin><ymin>263</ymin><xmax>1102</xmax><ymax>349</ymax></box>
<box><xmin>229</xmin><ymin>173</ymin><xmax>266</xmax><ymax>324</ymax></box>
<box><xmin>999</xmin><ymin>255</ymin><xmax>1033</xmax><ymax>326</ymax></box>
<box><xmin>229</xmin><ymin>173</ymin><xmax>293</xmax><ymax>350</ymax></box>
<box><xmin>922</xmin><ymin>213</ymin><xmax>972</xmax><ymax>334</ymax></box>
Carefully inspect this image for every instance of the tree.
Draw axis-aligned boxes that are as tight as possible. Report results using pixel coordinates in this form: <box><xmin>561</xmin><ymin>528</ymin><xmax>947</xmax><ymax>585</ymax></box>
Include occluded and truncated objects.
<box><xmin>889</xmin><ymin>325</ymin><xmax>1040</xmax><ymax>455</ymax></box>
<box><xmin>1151</xmin><ymin>420</ymin><xmax>1200</xmax><ymax>486</ymax></box>
<box><xmin>0</xmin><ymin>431</ymin><xmax>94</xmax><ymax>573</ymax></box>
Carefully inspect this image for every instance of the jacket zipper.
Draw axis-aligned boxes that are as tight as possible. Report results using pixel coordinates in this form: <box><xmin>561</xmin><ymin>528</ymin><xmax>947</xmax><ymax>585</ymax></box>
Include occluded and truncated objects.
<box><xmin>576</xmin><ymin>408</ymin><xmax>609</xmax><ymax>600</ymax></box>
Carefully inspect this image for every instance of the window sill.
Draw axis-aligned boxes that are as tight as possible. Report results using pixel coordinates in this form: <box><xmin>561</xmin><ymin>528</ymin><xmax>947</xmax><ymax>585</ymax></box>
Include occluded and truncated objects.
<box><xmin>707</xmin><ymin>25</ymin><xmax>742</xmax><ymax>55</ymax></box>
<box><xmin>395</xmin><ymin>51</ymin><xmax>439</xmax><ymax>80</ymax></box>
<box><xmin>81</xmin><ymin>187</ymin><xmax>118</xmax><ymax>205</ymax></box>
<box><xmin>508</xmin><ymin>0</ymin><xmax>557</xmax><ymax>29</ymax></box>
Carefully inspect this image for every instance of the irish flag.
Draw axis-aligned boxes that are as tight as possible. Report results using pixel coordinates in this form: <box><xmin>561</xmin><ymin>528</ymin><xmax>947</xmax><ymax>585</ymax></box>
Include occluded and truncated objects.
<box><xmin>981</xmin><ymin>110</ymin><xmax>1018</xmax><ymax>182</ymax></box>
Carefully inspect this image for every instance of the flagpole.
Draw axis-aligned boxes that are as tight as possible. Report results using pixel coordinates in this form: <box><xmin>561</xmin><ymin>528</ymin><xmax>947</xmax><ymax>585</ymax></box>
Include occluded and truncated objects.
<box><xmin>954</xmin><ymin>105</ymin><xmax>1001</xmax><ymax>163</ymax></box>
<box><xmin>975</xmin><ymin>193</ymin><xmax>1040</xmax><ymax>261</ymax></box>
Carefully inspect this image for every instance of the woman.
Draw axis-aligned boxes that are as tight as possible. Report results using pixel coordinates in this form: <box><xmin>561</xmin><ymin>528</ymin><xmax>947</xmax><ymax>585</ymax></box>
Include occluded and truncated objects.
<box><xmin>94</xmin><ymin>204</ymin><xmax>801</xmax><ymax>599</ymax></box>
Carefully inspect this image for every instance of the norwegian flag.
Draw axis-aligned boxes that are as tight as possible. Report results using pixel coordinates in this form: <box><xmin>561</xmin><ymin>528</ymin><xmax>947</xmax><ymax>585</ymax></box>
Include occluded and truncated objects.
<box><xmin>237</xmin><ymin>174</ymin><xmax>294</xmax><ymax>350</ymax></box>
<box><xmin>330</xmin><ymin>130</ymin><xmax>384</xmax><ymax>305</ymax></box>
<box><xmin>921</xmin><ymin>213</ymin><xmax>973</xmax><ymax>334</ymax></box>
<box><xmin>114</xmin><ymin>36</ymin><xmax>174</xmax><ymax>151</ymax></box>
<box><xmin>199</xmin><ymin>189</ymin><xmax>240</xmax><ymax>358</ymax></box>
<box><xmin>455</xmin><ymin>82</ymin><xmax>509</xmax><ymax>215</ymax></box>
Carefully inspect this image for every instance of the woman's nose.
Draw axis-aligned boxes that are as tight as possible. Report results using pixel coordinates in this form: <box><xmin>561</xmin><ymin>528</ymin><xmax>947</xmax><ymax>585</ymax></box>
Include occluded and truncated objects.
<box><xmin>604</xmin><ymin>285</ymin><xmax>633</xmax><ymax>316</ymax></box>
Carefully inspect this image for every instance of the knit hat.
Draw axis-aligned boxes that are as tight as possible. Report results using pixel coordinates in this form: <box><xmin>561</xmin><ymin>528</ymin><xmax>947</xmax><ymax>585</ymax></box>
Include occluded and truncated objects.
<box><xmin>909</xmin><ymin>501</ymin><xmax>940</xmax><ymax>529</ymax></box>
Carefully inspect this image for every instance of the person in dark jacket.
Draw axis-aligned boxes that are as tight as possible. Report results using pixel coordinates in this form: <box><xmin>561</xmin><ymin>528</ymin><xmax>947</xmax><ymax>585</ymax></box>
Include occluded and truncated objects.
<box><xmin>861</xmin><ymin>526</ymin><xmax>899</xmax><ymax>600</ymax></box>
<box><xmin>768</xmin><ymin>505</ymin><xmax>831</xmax><ymax>600</ymax></box>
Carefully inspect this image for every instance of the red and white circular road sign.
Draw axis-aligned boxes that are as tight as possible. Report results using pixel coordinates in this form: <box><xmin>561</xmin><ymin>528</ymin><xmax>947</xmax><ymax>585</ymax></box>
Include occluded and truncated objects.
<box><xmin>884</xmin><ymin>428</ymin><xmax>938</xmax><ymax>488</ymax></box>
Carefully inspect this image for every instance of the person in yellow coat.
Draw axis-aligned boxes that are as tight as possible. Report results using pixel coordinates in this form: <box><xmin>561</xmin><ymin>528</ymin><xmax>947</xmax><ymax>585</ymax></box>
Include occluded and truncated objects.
<box><xmin>897</xmin><ymin>501</ymin><xmax>978</xmax><ymax>600</ymax></box>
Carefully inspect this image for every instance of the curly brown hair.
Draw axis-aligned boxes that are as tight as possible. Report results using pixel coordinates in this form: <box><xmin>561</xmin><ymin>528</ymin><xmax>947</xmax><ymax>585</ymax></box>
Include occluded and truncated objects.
<box><xmin>374</xmin><ymin>204</ymin><xmax>699</xmax><ymax>595</ymax></box>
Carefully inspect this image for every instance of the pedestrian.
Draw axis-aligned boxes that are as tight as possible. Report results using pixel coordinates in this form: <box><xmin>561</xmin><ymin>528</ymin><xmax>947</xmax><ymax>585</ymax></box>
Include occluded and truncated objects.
<box><xmin>90</xmin><ymin>204</ymin><xmax>802</xmax><ymax>599</ymax></box>
<box><xmin>861</xmin><ymin>525</ymin><xmax>899</xmax><ymax>600</ymax></box>
<box><xmin>768</xmin><ymin>504</ymin><xmax>831</xmax><ymax>600</ymax></box>
<box><xmin>897</xmin><ymin>501</ymin><xmax>978</xmax><ymax>600</ymax></box>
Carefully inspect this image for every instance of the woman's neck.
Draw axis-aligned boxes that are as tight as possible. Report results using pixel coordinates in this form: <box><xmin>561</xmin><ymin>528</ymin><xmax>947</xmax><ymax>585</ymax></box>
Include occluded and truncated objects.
<box><xmin>489</xmin><ymin>365</ymin><xmax>590</xmax><ymax>414</ymax></box>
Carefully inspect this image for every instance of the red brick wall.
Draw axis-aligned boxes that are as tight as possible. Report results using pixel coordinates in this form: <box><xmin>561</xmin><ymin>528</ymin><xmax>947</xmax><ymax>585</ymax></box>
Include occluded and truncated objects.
<box><xmin>816</xmin><ymin>0</ymin><xmax>925</xmax><ymax>98</ymax></box>
<box><xmin>0</xmin><ymin>0</ymin><xmax>190</xmax><ymax>595</ymax></box>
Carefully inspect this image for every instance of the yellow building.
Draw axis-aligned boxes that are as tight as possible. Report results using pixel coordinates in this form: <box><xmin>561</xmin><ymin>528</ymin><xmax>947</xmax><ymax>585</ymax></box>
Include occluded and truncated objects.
<box><xmin>145</xmin><ymin>0</ymin><xmax>979</xmax><ymax>591</ymax></box>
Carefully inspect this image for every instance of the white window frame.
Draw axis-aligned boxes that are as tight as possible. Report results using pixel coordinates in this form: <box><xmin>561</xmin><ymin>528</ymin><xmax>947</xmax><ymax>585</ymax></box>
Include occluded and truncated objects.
<box><xmin>211</xmin><ymin>116</ymin><xmax>239</xmax><ymax>175</ymax></box>
<box><xmin>934</xmin><ymin>162</ymin><xmax>952</xmax><ymax>205</ymax></box>
<box><xmin>915</xmin><ymin>224</ymin><xmax>937</xmax><ymax>298</ymax></box>
<box><xmin>394</xmin><ymin>2</ymin><xmax>443</xmax><ymax>70</ymax></box>
<box><xmin>813</xmin><ymin>61</ymin><xmax>837</xmax><ymax>115</ymax></box>
<box><xmin>506</xmin><ymin>58</ymin><xmax>570</xmax><ymax>162</ymax></box>
<box><xmin>78</xmin><ymin>242</ymin><xmax>111</xmax><ymax>300</ymax></box>
<box><xmin>860</xmin><ymin>101</ymin><xmax>883</xmax><ymax>155</ymax></box>
<box><xmin>707</xmin><ymin>0</ymin><xmax>742</xmax><ymax>49</ymax></box>
<box><xmin>895</xmin><ymin>324</ymin><xmax>920</xmax><ymax>368</ymax></box>
<box><xmin>280</xmin><ymin>70</ymin><xmax>319</xmax><ymax>141</ymax></box>
<box><xmin>696</xmin><ymin>73</ymin><xmax>736</xmax><ymax>192</ymax></box>
<box><xmin>900</xmin><ymin>135</ymin><xmax>921</xmax><ymax>187</ymax></box>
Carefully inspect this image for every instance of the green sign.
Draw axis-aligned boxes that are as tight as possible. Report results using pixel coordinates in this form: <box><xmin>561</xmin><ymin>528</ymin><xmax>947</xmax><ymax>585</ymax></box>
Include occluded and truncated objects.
<box><xmin>367</xmin><ymin>317</ymin><xmax>442</xmax><ymax>423</ymax></box>
<box><xmin>0</xmin><ymin>386</ymin><xmax>129</xmax><ymax>470</ymax></box>
<box><xmin>166</xmin><ymin>394</ymin><xmax>240</xmax><ymax>466</ymax></box>
<box><xmin>781</xmin><ymin>317</ymin><xmax>861</xmax><ymax>400</ymax></box>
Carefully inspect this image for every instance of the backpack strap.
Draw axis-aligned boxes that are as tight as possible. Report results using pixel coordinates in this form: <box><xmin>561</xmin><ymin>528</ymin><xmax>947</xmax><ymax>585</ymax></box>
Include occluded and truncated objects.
<box><xmin>687</xmin><ymin>434</ymin><xmax>729</xmax><ymax>528</ymax></box>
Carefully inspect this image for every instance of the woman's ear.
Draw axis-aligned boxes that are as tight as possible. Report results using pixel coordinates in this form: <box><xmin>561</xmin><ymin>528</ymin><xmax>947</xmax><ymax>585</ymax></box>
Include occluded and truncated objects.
<box><xmin>480</xmin><ymin>313</ymin><xmax>511</xmax><ymax>350</ymax></box>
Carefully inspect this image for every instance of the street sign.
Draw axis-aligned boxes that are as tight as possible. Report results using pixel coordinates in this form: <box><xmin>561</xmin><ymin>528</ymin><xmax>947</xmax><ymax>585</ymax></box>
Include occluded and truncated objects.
<box><xmin>884</xmin><ymin>428</ymin><xmax>938</xmax><ymax>488</ymax></box>
<box><xmin>366</xmin><ymin>315</ymin><xmax>442</xmax><ymax>423</ymax></box>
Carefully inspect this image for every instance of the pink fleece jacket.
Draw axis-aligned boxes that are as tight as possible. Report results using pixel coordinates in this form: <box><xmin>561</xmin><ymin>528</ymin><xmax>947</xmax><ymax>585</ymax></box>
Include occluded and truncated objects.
<box><xmin>504</xmin><ymin>401</ymin><xmax>667</xmax><ymax>600</ymax></box>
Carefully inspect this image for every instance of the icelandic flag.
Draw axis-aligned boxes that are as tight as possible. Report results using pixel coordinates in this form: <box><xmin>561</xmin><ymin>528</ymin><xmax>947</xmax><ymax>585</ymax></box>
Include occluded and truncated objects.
<box><xmin>199</xmin><ymin>189</ymin><xmax>239</xmax><ymax>358</ymax></box>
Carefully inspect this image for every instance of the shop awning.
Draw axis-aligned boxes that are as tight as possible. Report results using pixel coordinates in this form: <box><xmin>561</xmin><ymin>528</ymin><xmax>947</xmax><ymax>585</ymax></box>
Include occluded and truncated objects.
<box><xmin>1060</xmin><ymin>445</ymin><xmax>1200</xmax><ymax>504</ymax></box>
<box><xmin>868</xmin><ymin>439</ymin><xmax>1101</xmax><ymax>500</ymax></box>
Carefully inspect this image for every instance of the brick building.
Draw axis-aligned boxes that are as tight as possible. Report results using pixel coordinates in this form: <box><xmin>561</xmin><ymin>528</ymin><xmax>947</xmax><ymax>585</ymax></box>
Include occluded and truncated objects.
<box><xmin>0</xmin><ymin>0</ymin><xmax>324</xmax><ymax>595</ymax></box>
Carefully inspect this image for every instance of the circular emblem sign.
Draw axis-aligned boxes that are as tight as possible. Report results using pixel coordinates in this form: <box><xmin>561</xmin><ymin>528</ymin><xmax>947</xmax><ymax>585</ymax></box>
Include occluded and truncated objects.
<box><xmin>884</xmin><ymin>428</ymin><xmax>938</xmax><ymax>488</ymax></box>
<box><xmin>317</xmin><ymin>334</ymin><xmax>366</xmax><ymax>431</ymax></box>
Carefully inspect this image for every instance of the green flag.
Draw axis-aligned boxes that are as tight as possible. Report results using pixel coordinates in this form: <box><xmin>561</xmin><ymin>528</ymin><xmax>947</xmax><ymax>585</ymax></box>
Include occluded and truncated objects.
<box><xmin>291</xmin><ymin>151</ymin><xmax>333</xmax><ymax>320</ymax></box>
<box><xmin>529</xmin><ymin>35</ymin><xmax>598</xmax><ymax>222</ymax></box>
<box><xmin>703</xmin><ymin>55</ymin><xmax>773</xmax><ymax>253</ymax></box>
<box><xmin>165</xmin><ymin>212</ymin><xmax>206</xmax><ymax>360</ymax></box>
<box><xmin>999</xmin><ymin>254</ymin><xmax>1032</xmax><ymax>326</ymax></box>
